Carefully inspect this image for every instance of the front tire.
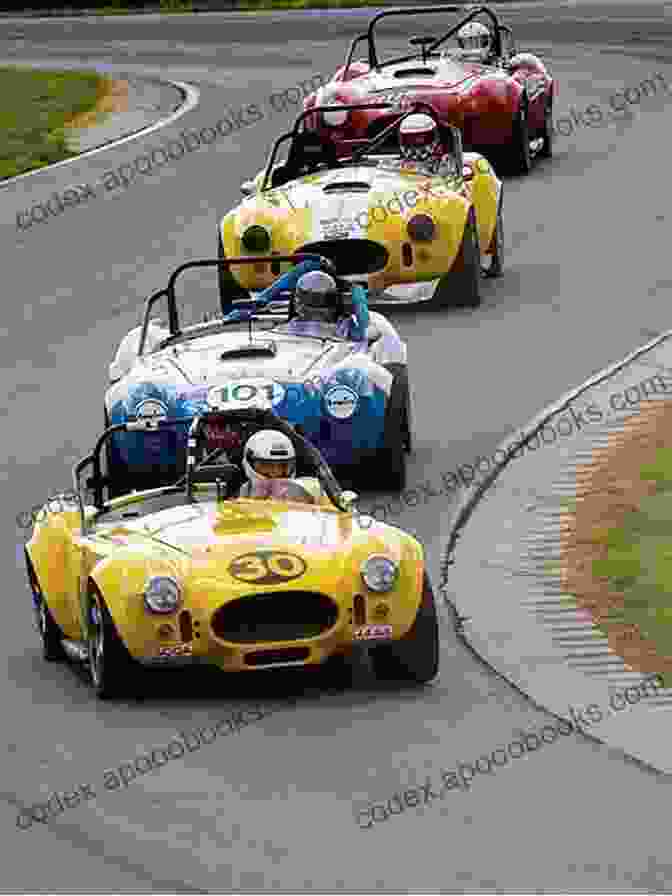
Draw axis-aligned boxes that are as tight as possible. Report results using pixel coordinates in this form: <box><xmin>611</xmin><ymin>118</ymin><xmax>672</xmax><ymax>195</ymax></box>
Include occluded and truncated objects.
<box><xmin>501</xmin><ymin>100</ymin><xmax>532</xmax><ymax>175</ymax></box>
<box><xmin>368</xmin><ymin>365</ymin><xmax>410</xmax><ymax>491</ymax></box>
<box><xmin>539</xmin><ymin>98</ymin><xmax>553</xmax><ymax>159</ymax></box>
<box><xmin>218</xmin><ymin>232</ymin><xmax>250</xmax><ymax>307</ymax></box>
<box><xmin>372</xmin><ymin>573</ymin><xmax>439</xmax><ymax>684</ymax></box>
<box><xmin>484</xmin><ymin>193</ymin><xmax>504</xmax><ymax>278</ymax></box>
<box><xmin>433</xmin><ymin>207</ymin><xmax>482</xmax><ymax>309</ymax></box>
<box><xmin>88</xmin><ymin>589</ymin><xmax>139</xmax><ymax>700</ymax></box>
<box><xmin>27</xmin><ymin>554</ymin><xmax>66</xmax><ymax>662</ymax></box>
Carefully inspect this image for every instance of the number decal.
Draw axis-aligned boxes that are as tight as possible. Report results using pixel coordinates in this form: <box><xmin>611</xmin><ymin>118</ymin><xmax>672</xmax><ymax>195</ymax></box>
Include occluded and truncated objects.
<box><xmin>228</xmin><ymin>550</ymin><xmax>307</xmax><ymax>584</ymax></box>
<box><xmin>208</xmin><ymin>380</ymin><xmax>285</xmax><ymax>410</ymax></box>
<box><xmin>266</xmin><ymin>552</ymin><xmax>305</xmax><ymax>578</ymax></box>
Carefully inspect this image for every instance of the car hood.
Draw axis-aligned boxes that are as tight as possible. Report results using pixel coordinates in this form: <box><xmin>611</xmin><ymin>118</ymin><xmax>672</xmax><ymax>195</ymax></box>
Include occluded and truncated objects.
<box><xmin>346</xmin><ymin>56</ymin><xmax>485</xmax><ymax>93</ymax></box>
<box><xmin>154</xmin><ymin>329</ymin><xmax>350</xmax><ymax>386</ymax></box>
<box><xmin>93</xmin><ymin>500</ymin><xmax>398</xmax><ymax>589</ymax></box>
<box><xmin>245</xmin><ymin>162</ymin><xmax>457</xmax><ymax>244</ymax></box>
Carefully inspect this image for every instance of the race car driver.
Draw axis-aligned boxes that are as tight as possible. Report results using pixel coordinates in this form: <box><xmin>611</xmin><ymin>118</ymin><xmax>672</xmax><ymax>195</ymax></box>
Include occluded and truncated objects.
<box><xmin>397</xmin><ymin>112</ymin><xmax>459</xmax><ymax>178</ymax></box>
<box><xmin>456</xmin><ymin>20</ymin><xmax>496</xmax><ymax>64</ymax></box>
<box><xmin>238</xmin><ymin>429</ymin><xmax>321</xmax><ymax>502</ymax></box>
<box><xmin>222</xmin><ymin>256</ymin><xmax>369</xmax><ymax>342</ymax></box>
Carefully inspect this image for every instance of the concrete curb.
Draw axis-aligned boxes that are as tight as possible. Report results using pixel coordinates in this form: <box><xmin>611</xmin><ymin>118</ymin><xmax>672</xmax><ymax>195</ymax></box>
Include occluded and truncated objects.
<box><xmin>0</xmin><ymin>76</ymin><xmax>199</xmax><ymax>190</ymax></box>
<box><xmin>438</xmin><ymin>327</ymin><xmax>672</xmax><ymax>774</ymax></box>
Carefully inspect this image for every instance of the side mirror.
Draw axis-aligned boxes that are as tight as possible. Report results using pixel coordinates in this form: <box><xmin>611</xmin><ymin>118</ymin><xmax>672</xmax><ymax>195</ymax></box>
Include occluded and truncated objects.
<box><xmin>240</xmin><ymin>180</ymin><xmax>256</xmax><ymax>197</ymax></box>
<box><xmin>108</xmin><ymin>359</ymin><xmax>127</xmax><ymax>384</ymax></box>
<box><xmin>366</xmin><ymin>326</ymin><xmax>382</xmax><ymax>346</ymax></box>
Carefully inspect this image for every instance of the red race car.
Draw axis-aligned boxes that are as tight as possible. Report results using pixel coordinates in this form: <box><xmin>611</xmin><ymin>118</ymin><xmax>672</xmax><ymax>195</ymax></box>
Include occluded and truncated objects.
<box><xmin>303</xmin><ymin>4</ymin><xmax>556</xmax><ymax>176</ymax></box>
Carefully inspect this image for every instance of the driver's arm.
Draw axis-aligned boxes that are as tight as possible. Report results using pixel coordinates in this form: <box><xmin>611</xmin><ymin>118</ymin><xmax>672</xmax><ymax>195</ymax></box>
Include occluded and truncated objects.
<box><xmin>256</xmin><ymin>257</ymin><xmax>322</xmax><ymax>308</ymax></box>
<box><xmin>346</xmin><ymin>283</ymin><xmax>370</xmax><ymax>341</ymax></box>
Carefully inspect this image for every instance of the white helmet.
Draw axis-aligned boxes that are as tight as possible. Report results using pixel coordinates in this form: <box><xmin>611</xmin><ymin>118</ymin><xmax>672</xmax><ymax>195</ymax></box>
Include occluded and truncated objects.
<box><xmin>399</xmin><ymin>112</ymin><xmax>440</xmax><ymax>163</ymax></box>
<box><xmin>242</xmin><ymin>430</ymin><xmax>296</xmax><ymax>486</ymax></box>
<box><xmin>457</xmin><ymin>21</ymin><xmax>493</xmax><ymax>60</ymax></box>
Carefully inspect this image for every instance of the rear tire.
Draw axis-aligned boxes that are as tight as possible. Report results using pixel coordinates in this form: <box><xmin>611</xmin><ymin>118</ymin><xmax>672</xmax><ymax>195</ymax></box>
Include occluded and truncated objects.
<box><xmin>218</xmin><ymin>232</ymin><xmax>250</xmax><ymax>307</ymax></box>
<box><xmin>372</xmin><ymin>573</ymin><xmax>439</xmax><ymax>684</ymax></box>
<box><xmin>433</xmin><ymin>207</ymin><xmax>482</xmax><ymax>309</ymax></box>
<box><xmin>88</xmin><ymin>589</ymin><xmax>139</xmax><ymax>700</ymax></box>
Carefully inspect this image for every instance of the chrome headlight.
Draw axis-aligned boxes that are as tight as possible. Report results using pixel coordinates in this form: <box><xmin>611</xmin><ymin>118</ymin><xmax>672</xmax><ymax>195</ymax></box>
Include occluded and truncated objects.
<box><xmin>361</xmin><ymin>556</ymin><xmax>399</xmax><ymax>593</ymax></box>
<box><xmin>322</xmin><ymin>101</ymin><xmax>349</xmax><ymax>127</ymax></box>
<box><xmin>241</xmin><ymin>224</ymin><xmax>271</xmax><ymax>253</ymax></box>
<box><xmin>143</xmin><ymin>576</ymin><xmax>182</xmax><ymax>614</ymax></box>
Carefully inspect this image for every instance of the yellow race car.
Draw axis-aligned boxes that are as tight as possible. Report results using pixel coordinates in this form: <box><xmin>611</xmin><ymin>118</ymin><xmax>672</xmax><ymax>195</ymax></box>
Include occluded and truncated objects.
<box><xmin>24</xmin><ymin>404</ymin><xmax>439</xmax><ymax>699</ymax></box>
<box><xmin>219</xmin><ymin>102</ymin><xmax>503</xmax><ymax>310</ymax></box>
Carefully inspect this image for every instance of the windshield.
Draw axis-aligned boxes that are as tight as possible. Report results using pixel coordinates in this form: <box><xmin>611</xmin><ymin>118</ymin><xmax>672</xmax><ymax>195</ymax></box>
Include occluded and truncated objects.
<box><xmin>141</xmin><ymin>265</ymin><xmax>285</xmax><ymax>355</ymax></box>
<box><xmin>370</xmin><ymin>10</ymin><xmax>498</xmax><ymax>70</ymax></box>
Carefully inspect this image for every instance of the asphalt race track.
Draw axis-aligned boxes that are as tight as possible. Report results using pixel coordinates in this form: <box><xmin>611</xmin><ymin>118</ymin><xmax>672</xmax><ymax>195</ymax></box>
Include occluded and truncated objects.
<box><xmin>1</xmin><ymin>4</ymin><xmax>672</xmax><ymax>891</ymax></box>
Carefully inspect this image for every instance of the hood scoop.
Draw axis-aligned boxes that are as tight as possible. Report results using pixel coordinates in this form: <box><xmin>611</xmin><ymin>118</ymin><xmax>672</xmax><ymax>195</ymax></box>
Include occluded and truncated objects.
<box><xmin>323</xmin><ymin>181</ymin><xmax>371</xmax><ymax>193</ymax></box>
<box><xmin>220</xmin><ymin>340</ymin><xmax>277</xmax><ymax>361</ymax></box>
<box><xmin>394</xmin><ymin>67</ymin><xmax>436</xmax><ymax>78</ymax></box>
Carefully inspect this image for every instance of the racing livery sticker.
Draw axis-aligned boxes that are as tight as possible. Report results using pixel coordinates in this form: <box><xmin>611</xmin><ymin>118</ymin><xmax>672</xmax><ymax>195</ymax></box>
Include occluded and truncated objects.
<box><xmin>324</xmin><ymin>385</ymin><xmax>359</xmax><ymax>419</ymax></box>
<box><xmin>228</xmin><ymin>550</ymin><xmax>307</xmax><ymax>584</ymax></box>
<box><xmin>135</xmin><ymin>398</ymin><xmax>168</xmax><ymax>419</ymax></box>
<box><xmin>353</xmin><ymin>624</ymin><xmax>393</xmax><ymax>641</ymax></box>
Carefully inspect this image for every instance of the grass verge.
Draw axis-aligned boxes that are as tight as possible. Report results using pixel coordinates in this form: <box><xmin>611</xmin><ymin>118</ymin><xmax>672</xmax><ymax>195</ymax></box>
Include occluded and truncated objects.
<box><xmin>0</xmin><ymin>67</ymin><xmax>106</xmax><ymax>180</ymax></box>
<box><xmin>561</xmin><ymin>398</ymin><xmax>672</xmax><ymax>687</ymax></box>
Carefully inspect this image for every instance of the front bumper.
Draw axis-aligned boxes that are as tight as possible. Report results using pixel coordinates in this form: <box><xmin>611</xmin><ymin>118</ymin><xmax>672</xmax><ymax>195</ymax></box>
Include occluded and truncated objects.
<box><xmin>132</xmin><ymin>589</ymin><xmax>397</xmax><ymax>671</ymax></box>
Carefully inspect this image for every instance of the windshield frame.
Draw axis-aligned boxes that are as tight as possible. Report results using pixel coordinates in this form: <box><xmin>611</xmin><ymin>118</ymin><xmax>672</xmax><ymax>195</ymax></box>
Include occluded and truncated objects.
<box><xmin>342</xmin><ymin>4</ymin><xmax>504</xmax><ymax>75</ymax></box>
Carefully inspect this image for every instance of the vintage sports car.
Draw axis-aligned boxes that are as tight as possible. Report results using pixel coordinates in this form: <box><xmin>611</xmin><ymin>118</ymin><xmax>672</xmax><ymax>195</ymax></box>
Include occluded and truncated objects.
<box><xmin>302</xmin><ymin>4</ymin><xmax>555</xmax><ymax>175</ymax></box>
<box><xmin>220</xmin><ymin>102</ymin><xmax>502</xmax><ymax>309</ymax></box>
<box><xmin>24</xmin><ymin>406</ymin><xmax>439</xmax><ymax>698</ymax></box>
<box><xmin>105</xmin><ymin>255</ymin><xmax>412</xmax><ymax>493</ymax></box>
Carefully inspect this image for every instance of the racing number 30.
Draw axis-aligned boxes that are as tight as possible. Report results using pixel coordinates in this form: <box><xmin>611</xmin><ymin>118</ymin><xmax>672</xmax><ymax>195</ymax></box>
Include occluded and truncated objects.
<box><xmin>228</xmin><ymin>550</ymin><xmax>307</xmax><ymax>584</ymax></box>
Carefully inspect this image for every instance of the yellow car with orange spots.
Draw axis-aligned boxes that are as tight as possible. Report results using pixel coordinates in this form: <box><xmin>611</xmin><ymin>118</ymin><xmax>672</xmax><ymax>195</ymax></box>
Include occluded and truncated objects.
<box><xmin>218</xmin><ymin>103</ymin><xmax>503</xmax><ymax>310</ymax></box>
<box><xmin>24</xmin><ymin>405</ymin><xmax>439</xmax><ymax>699</ymax></box>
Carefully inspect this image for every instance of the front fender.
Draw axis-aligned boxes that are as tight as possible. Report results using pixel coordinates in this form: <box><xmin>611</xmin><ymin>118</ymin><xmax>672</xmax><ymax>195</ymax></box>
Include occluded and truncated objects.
<box><xmin>88</xmin><ymin>552</ymin><xmax>185</xmax><ymax>657</ymax></box>
<box><xmin>220</xmin><ymin>202</ymin><xmax>313</xmax><ymax>291</ymax></box>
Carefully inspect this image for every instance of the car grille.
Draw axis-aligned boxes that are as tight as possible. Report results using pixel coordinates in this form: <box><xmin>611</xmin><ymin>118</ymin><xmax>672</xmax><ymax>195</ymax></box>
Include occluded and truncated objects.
<box><xmin>210</xmin><ymin>591</ymin><xmax>339</xmax><ymax>643</ymax></box>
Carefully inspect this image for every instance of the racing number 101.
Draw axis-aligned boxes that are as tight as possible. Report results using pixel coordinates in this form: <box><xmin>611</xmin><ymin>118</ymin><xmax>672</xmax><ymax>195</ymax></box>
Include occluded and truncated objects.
<box><xmin>218</xmin><ymin>383</ymin><xmax>274</xmax><ymax>404</ymax></box>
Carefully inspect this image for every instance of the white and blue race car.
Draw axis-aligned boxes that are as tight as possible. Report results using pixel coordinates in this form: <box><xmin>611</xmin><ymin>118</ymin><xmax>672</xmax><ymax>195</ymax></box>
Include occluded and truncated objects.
<box><xmin>105</xmin><ymin>254</ymin><xmax>412</xmax><ymax>493</ymax></box>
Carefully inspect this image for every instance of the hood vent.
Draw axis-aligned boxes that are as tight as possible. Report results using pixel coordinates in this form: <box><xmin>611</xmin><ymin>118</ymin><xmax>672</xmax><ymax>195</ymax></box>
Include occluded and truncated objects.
<box><xmin>394</xmin><ymin>67</ymin><xmax>436</xmax><ymax>78</ymax></box>
<box><xmin>323</xmin><ymin>181</ymin><xmax>371</xmax><ymax>193</ymax></box>
<box><xmin>220</xmin><ymin>340</ymin><xmax>277</xmax><ymax>360</ymax></box>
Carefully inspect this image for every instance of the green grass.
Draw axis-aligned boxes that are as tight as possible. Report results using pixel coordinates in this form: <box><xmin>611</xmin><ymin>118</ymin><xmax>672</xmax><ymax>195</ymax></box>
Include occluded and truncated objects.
<box><xmin>0</xmin><ymin>67</ymin><xmax>104</xmax><ymax>180</ymax></box>
<box><xmin>591</xmin><ymin>446</ymin><xmax>672</xmax><ymax>687</ymax></box>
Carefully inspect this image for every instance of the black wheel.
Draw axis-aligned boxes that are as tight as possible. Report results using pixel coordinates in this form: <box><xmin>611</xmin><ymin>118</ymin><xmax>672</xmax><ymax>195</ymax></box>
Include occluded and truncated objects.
<box><xmin>367</xmin><ymin>365</ymin><xmax>410</xmax><ymax>491</ymax></box>
<box><xmin>104</xmin><ymin>407</ymin><xmax>130</xmax><ymax>499</ymax></box>
<box><xmin>218</xmin><ymin>232</ymin><xmax>250</xmax><ymax>307</ymax></box>
<box><xmin>502</xmin><ymin>100</ymin><xmax>532</xmax><ymax>175</ymax></box>
<box><xmin>372</xmin><ymin>573</ymin><xmax>439</xmax><ymax>684</ymax></box>
<box><xmin>26</xmin><ymin>554</ymin><xmax>66</xmax><ymax>662</ymax></box>
<box><xmin>539</xmin><ymin>98</ymin><xmax>553</xmax><ymax>159</ymax></box>
<box><xmin>87</xmin><ymin>589</ymin><xmax>139</xmax><ymax>700</ymax></box>
<box><xmin>483</xmin><ymin>193</ymin><xmax>504</xmax><ymax>278</ymax></box>
<box><xmin>433</xmin><ymin>207</ymin><xmax>482</xmax><ymax>309</ymax></box>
